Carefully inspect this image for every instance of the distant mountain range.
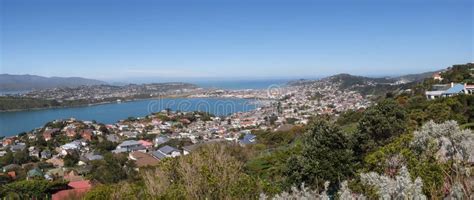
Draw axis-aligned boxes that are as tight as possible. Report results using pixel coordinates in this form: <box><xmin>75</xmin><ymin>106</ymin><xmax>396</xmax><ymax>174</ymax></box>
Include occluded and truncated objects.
<box><xmin>288</xmin><ymin>69</ymin><xmax>443</xmax><ymax>96</ymax></box>
<box><xmin>0</xmin><ymin>68</ymin><xmax>442</xmax><ymax>92</ymax></box>
<box><xmin>0</xmin><ymin>74</ymin><xmax>107</xmax><ymax>91</ymax></box>
<box><xmin>289</xmin><ymin>69</ymin><xmax>441</xmax><ymax>86</ymax></box>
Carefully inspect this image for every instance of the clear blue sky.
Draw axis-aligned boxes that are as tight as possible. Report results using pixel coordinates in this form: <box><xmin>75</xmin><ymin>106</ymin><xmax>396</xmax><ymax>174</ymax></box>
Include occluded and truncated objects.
<box><xmin>1</xmin><ymin>0</ymin><xmax>472</xmax><ymax>81</ymax></box>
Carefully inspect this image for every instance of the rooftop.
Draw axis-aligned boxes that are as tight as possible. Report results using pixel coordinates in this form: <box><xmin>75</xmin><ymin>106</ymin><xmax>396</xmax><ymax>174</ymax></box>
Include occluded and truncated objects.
<box><xmin>158</xmin><ymin>145</ymin><xmax>179</xmax><ymax>154</ymax></box>
<box><xmin>443</xmin><ymin>84</ymin><xmax>465</xmax><ymax>95</ymax></box>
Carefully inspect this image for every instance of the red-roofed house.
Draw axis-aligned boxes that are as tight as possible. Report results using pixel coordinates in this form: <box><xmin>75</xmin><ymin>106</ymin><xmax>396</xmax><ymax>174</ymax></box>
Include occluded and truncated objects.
<box><xmin>0</xmin><ymin>171</ymin><xmax>16</xmax><ymax>180</ymax></box>
<box><xmin>43</xmin><ymin>128</ymin><xmax>59</xmax><ymax>141</ymax></box>
<box><xmin>66</xmin><ymin>128</ymin><xmax>77</xmax><ymax>138</ymax></box>
<box><xmin>138</xmin><ymin>140</ymin><xmax>153</xmax><ymax>149</ymax></box>
<box><xmin>80</xmin><ymin>129</ymin><xmax>93</xmax><ymax>141</ymax></box>
<box><xmin>2</xmin><ymin>138</ymin><xmax>14</xmax><ymax>146</ymax></box>
<box><xmin>52</xmin><ymin>180</ymin><xmax>92</xmax><ymax>200</ymax></box>
<box><xmin>432</xmin><ymin>72</ymin><xmax>443</xmax><ymax>81</ymax></box>
<box><xmin>43</xmin><ymin>132</ymin><xmax>53</xmax><ymax>141</ymax></box>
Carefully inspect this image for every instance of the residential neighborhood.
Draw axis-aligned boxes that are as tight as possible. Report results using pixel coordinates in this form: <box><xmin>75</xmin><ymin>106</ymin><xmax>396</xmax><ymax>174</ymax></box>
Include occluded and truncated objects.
<box><xmin>0</xmin><ymin>76</ymin><xmax>375</xmax><ymax>197</ymax></box>
<box><xmin>0</xmin><ymin>64</ymin><xmax>472</xmax><ymax>198</ymax></box>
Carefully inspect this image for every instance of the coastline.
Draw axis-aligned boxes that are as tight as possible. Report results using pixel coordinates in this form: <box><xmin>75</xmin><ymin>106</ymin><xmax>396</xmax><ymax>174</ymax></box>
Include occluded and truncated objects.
<box><xmin>0</xmin><ymin>96</ymin><xmax>264</xmax><ymax>138</ymax></box>
<box><xmin>0</xmin><ymin>94</ymin><xmax>192</xmax><ymax>113</ymax></box>
<box><xmin>0</xmin><ymin>94</ymin><xmax>271</xmax><ymax>113</ymax></box>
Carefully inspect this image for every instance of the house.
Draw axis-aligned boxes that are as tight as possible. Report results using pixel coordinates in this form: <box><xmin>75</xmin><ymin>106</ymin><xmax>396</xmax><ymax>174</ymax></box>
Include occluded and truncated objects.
<box><xmin>60</xmin><ymin>141</ymin><xmax>82</xmax><ymax>154</ymax></box>
<box><xmin>426</xmin><ymin>83</ymin><xmax>470</xmax><ymax>99</ymax></box>
<box><xmin>27</xmin><ymin>168</ymin><xmax>44</xmax><ymax>180</ymax></box>
<box><xmin>443</xmin><ymin>83</ymin><xmax>468</xmax><ymax>97</ymax></box>
<box><xmin>83</xmin><ymin>152</ymin><xmax>104</xmax><ymax>161</ymax></box>
<box><xmin>129</xmin><ymin>151</ymin><xmax>160</xmax><ymax>168</ymax></box>
<box><xmin>239</xmin><ymin>133</ymin><xmax>256</xmax><ymax>145</ymax></box>
<box><xmin>183</xmin><ymin>144</ymin><xmax>200</xmax><ymax>155</ymax></box>
<box><xmin>154</xmin><ymin>136</ymin><xmax>170</xmax><ymax>147</ymax></box>
<box><xmin>46</xmin><ymin>157</ymin><xmax>65</xmax><ymax>167</ymax></box>
<box><xmin>80</xmin><ymin>129</ymin><xmax>93</xmax><ymax>141</ymax></box>
<box><xmin>46</xmin><ymin>168</ymin><xmax>65</xmax><ymax>180</ymax></box>
<box><xmin>106</xmin><ymin>134</ymin><xmax>120</xmax><ymax>143</ymax></box>
<box><xmin>43</xmin><ymin>128</ymin><xmax>59</xmax><ymax>141</ymax></box>
<box><xmin>2</xmin><ymin>138</ymin><xmax>14</xmax><ymax>146</ymax></box>
<box><xmin>121</xmin><ymin>131</ymin><xmax>138</xmax><ymax>138</ymax></box>
<box><xmin>152</xmin><ymin>145</ymin><xmax>181</xmax><ymax>160</ymax></box>
<box><xmin>66</xmin><ymin>128</ymin><xmax>77</xmax><ymax>138</ymax></box>
<box><xmin>52</xmin><ymin>180</ymin><xmax>92</xmax><ymax>200</ymax></box>
<box><xmin>118</xmin><ymin>125</ymin><xmax>129</xmax><ymax>131</ymax></box>
<box><xmin>138</xmin><ymin>140</ymin><xmax>153</xmax><ymax>149</ymax></box>
<box><xmin>432</xmin><ymin>72</ymin><xmax>443</xmax><ymax>81</ymax></box>
<box><xmin>41</xmin><ymin>150</ymin><xmax>52</xmax><ymax>159</ymax></box>
<box><xmin>28</xmin><ymin>147</ymin><xmax>40</xmax><ymax>158</ymax></box>
<box><xmin>43</xmin><ymin>132</ymin><xmax>53</xmax><ymax>141</ymax></box>
<box><xmin>113</xmin><ymin>140</ymin><xmax>146</xmax><ymax>153</ymax></box>
<box><xmin>7</xmin><ymin>171</ymin><xmax>16</xmax><ymax>179</ymax></box>
<box><xmin>0</xmin><ymin>171</ymin><xmax>16</xmax><ymax>181</ymax></box>
<box><xmin>10</xmin><ymin>143</ymin><xmax>26</xmax><ymax>152</ymax></box>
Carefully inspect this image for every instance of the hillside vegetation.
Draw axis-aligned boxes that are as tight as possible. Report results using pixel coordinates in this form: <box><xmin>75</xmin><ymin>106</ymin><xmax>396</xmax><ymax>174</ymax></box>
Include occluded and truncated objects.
<box><xmin>78</xmin><ymin>65</ymin><xmax>474</xmax><ymax>199</ymax></box>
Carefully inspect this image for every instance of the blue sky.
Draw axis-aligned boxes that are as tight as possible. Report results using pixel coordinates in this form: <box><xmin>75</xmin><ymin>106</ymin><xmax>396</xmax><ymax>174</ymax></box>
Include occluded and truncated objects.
<box><xmin>0</xmin><ymin>0</ymin><xmax>472</xmax><ymax>81</ymax></box>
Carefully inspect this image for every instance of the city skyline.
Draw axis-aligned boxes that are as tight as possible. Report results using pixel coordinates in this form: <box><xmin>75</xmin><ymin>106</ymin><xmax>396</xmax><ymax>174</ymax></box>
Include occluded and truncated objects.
<box><xmin>1</xmin><ymin>0</ymin><xmax>472</xmax><ymax>81</ymax></box>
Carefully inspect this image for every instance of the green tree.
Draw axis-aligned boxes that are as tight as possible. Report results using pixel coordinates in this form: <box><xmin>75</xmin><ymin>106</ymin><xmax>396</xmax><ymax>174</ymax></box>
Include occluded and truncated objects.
<box><xmin>13</xmin><ymin>149</ymin><xmax>31</xmax><ymax>165</ymax></box>
<box><xmin>354</xmin><ymin>99</ymin><xmax>408</xmax><ymax>157</ymax></box>
<box><xmin>426</xmin><ymin>103</ymin><xmax>451</xmax><ymax>123</ymax></box>
<box><xmin>0</xmin><ymin>180</ymin><xmax>68</xmax><ymax>199</ymax></box>
<box><xmin>88</xmin><ymin>153</ymin><xmax>137</xmax><ymax>184</ymax></box>
<box><xmin>285</xmin><ymin>120</ymin><xmax>355</xmax><ymax>192</ymax></box>
<box><xmin>63</xmin><ymin>151</ymin><xmax>80</xmax><ymax>167</ymax></box>
<box><xmin>0</xmin><ymin>151</ymin><xmax>14</xmax><ymax>166</ymax></box>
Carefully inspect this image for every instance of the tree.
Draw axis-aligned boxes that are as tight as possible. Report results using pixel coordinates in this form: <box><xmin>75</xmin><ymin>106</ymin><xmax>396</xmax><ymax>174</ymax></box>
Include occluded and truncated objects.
<box><xmin>354</xmin><ymin>99</ymin><xmax>408</xmax><ymax>156</ymax></box>
<box><xmin>92</xmin><ymin>140</ymin><xmax>117</xmax><ymax>153</ymax></box>
<box><xmin>13</xmin><ymin>149</ymin><xmax>31</xmax><ymax>165</ymax></box>
<box><xmin>88</xmin><ymin>153</ymin><xmax>137</xmax><ymax>184</ymax></box>
<box><xmin>426</xmin><ymin>103</ymin><xmax>451</xmax><ymax>123</ymax></box>
<box><xmin>63</xmin><ymin>151</ymin><xmax>80</xmax><ymax>167</ymax></box>
<box><xmin>0</xmin><ymin>180</ymin><xmax>68</xmax><ymax>199</ymax></box>
<box><xmin>99</xmin><ymin>125</ymin><xmax>109</xmax><ymax>134</ymax></box>
<box><xmin>285</xmin><ymin>120</ymin><xmax>355</xmax><ymax>192</ymax></box>
<box><xmin>0</xmin><ymin>151</ymin><xmax>14</xmax><ymax>166</ymax></box>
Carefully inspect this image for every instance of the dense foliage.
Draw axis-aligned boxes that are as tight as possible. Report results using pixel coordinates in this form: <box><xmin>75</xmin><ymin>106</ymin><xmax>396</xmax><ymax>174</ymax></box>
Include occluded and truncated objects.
<box><xmin>354</xmin><ymin>99</ymin><xmax>408</xmax><ymax>157</ymax></box>
<box><xmin>0</xmin><ymin>180</ymin><xmax>68</xmax><ymax>199</ymax></box>
<box><xmin>85</xmin><ymin>144</ymin><xmax>260</xmax><ymax>199</ymax></box>
<box><xmin>285</xmin><ymin>120</ymin><xmax>355</xmax><ymax>192</ymax></box>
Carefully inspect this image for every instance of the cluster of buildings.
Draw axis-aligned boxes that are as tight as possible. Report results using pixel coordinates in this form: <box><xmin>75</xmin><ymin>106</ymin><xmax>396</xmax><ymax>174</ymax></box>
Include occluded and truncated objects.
<box><xmin>0</xmin><ymin>78</ymin><xmax>372</xmax><ymax>197</ymax></box>
<box><xmin>20</xmin><ymin>83</ymin><xmax>200</xmax><ymax>101</ymax></box>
